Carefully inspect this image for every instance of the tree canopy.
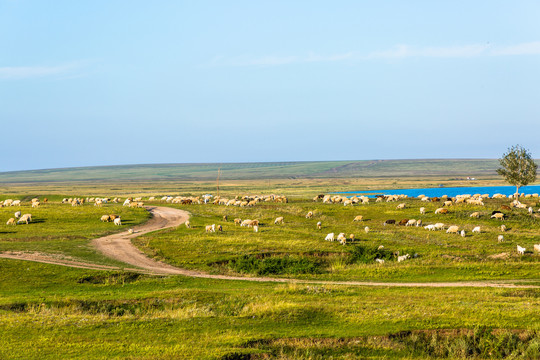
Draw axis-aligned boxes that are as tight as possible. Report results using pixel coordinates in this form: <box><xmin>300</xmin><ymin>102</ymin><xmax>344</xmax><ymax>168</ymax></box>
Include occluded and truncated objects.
<box><xmin>496</xmin><ymin>145</ymin><xmax>538</xmax><ymax>194</ymax></box>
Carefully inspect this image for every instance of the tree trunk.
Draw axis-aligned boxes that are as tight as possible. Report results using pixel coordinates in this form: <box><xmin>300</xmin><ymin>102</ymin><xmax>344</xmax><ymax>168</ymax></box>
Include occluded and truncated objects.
<box><xmin>515</xmin><ymin>186</ymin><xmax>520</xmax><ymax>199</ymax></box>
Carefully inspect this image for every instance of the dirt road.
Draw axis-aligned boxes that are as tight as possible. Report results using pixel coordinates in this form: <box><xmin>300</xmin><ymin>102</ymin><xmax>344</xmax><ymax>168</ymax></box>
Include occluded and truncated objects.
<box><xmin>1</xmin><ymin>206</ymin><xmax>538</xmax><ymax>288</ymax></box>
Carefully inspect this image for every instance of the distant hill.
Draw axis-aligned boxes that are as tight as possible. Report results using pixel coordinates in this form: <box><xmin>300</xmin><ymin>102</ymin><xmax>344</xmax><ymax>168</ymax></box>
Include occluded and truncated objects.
<box><xmin>0</xmin><ymin>159</ymin><xmax>504</xmax><ymax>183</ymax></box>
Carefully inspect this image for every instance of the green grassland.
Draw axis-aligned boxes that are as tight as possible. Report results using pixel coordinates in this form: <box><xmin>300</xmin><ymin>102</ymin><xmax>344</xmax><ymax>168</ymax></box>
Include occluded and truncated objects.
<box><xmin>134</xmin><ymin>197</ymin><xmax>540</xmax><ymax>283</ymax></box>
<box><xmin>0</xmin><ymin>159</ymin><xmax>503</xmax><ymax>183</ymax></box>
<box><xmin>1</xmin><ymin>181</ymin><xmax>540</xmax><ymax>358</ymax></box>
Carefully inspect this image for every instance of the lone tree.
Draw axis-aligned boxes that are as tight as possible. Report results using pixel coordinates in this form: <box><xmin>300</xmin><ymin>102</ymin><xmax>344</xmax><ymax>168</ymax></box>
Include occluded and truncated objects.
<box><xmin>497</xmin><ymin>145</ymin><xmax>538</xmax><ymax>196</ymax></box>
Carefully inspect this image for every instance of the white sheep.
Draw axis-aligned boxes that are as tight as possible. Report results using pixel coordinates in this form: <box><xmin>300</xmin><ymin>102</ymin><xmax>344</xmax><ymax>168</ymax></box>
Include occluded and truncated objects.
<box><xmin>17</xmin><ymin>214</ymin><xmax>32</xmax><ymax>224</ymax></box>
<box><xmin>205</xmin><ymin>224</ymin><xmax>216</xmax><ymax>232</ymax></box>
<box><xmin>316</xmin><ymin>221</ymin><xmax>322</xmax><ymax>230</ymax></box>
<box><xmin>424</xmin><ymin>224</ymin><xmax>436</xmax><ymax>231</ymax></box>
<box><xmin>128</xmin><ymin>229</ymin><xmax>134</xmax><ymax>234</ymax></box>
<box><xmin>6</xmin><ymin>218</ymin><xmax>16</xmax><ymax>225</ymax></box>
<box><xmin>533</xmin><ymin>244</ymin><xmax>540</xmax><ymax>253</ymax></box>
<box><xmin>375</xmin><ymin>258</ymin><xmax>385</xmax><ymax>264</ymax></box>
<box><xmin>14</xmin><ymin>211</ymin><xmax>21</xmax><ymax>218</ymax></box>
<box><xmin>491</xmin><ymin>213</ymin><xmax>505</xmax><ymax>220</ymax></box>
<box><xmin>114</xmin><ymin>217</ymin><xmax>122</xmax><ymax>226</ymax></box>
<box><xmin>406</xmin><ymin>219</ymin><xmax>417</xmax><ymax>226</ymax></box>
<box><xmin>528</xmin><ymin>207</ymin><xmax>534</xmax><ymax>214</ymax></box>
<box><xmin>397</xmin><ymin>254</ymin><xmax>410</xmax><ymax>262</ymax></box>
<box><xmin>253</xmin><ymin>225</ymin><xmax>258</xmax><ymax>233</ymax></box>
<box><xmin>460</xmin><ymin>230</ymin><xmax>466</xmax><ymax>237</ymax></box>
<box><xmin>325</xmin><ymin>233</ymin><xmax>335</xmax><ymax>242</ymax></box>
<box><xmin>305</xmin><ymin>211</ymin><xmax>314</xmax><ymax>219</ymax></box>
<box><xmin>364</xmin><ymin>226</ymin><xmax>370</xmax><ymax>234</ymax></box>
<box><xmin>498</xmin><ymin>235</ymin><xmax>504</xmax><ymax>242</ymax></box>
<box><xmin>353</xmin><ymin>215</ymin><xmax>363</xmax><ymax>222</ymax></box>
<box><xmin>472</xmin><ymin>226</ymin><xmax>481</xmax><ymax>234</ymax></box>
<box><xmin>337</xmin><ymin>233</ymin><xmax>346</xmax><ymax>245</ymax></box>
<box><xmin>274</xmin><ymin>216</ymin><xmax>284</xmax><ymax>224</ymax></box>
<box><xmin>420</xmin><ymin>207</ymin><xmax>426</xmax><ymax>215</ymax></box>
<box><xmin>434</xmin><ymin>223</ymin><xmax>445</xmax><ymax>230</ymax></box>
<box><xmin>470</xmin><ymin>212</ymin><xmax>480</xmax><ymax>218</ymax></box>
<box><xmin>517</xmin><ymin>245</ymin><xmax>526</xmax><ymax>255</ymax></box>
<box><xmin>446</xmin><ymin>225</ymin><xmax>459</xmax><ymax>234</ymax></box>
<box><xmin>396</xmin><ymin>203</ymin><xmax>406</xmax><ymax>209</ymax></box>
<box><xmin>12</xmin><ymin>200</ymin><xmax>21</xmax><ymax>206</ymax></box>
<box><xmin>123</xmin><ymin>199</ymin><xmax>131</xmax><ymax>206</ymax></box>
<box><xmin>416</xmin><ymin>219</ymin><xmax>422</xmax><ymax>227</ymax></box>
<box><xmin>185</xmin><ymin>220</ymin><xmax>191</xmax><ymax>228</ymax></box>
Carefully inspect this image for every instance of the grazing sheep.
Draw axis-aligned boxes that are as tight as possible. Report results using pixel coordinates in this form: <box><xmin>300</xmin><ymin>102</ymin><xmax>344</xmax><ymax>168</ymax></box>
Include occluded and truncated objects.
<box><xmin>217</xmin><ymin>225</ymin><xmax>223</xmax><ymax>232</ymax></box>
<box><xmin>316</xmin><ymin>221</ymin><xmax>322</xmax><ymax>230</ymax></box>
<box><xmin>424</xmin><ymin>224</ymin><xmax>436</xmax><ymax>231</ymax></box>
<box><xmin>443</xmin><ymin>200</ymin><xmax>453</xmax><ymax>207</ymax></box>
<box><xmin>12</xmin><ymin>200</ymin><xmax>21</xmax><ymax>206</ymax></box>
<box><xmin>100</xmin><ymin>215</ymin><xmax>111</xmax><ymax>222</ymax></box>
<box><xmin>364</xmin><ymin>226</ymin><xmax>369</xmax><ymax>234</ymax></box>
<box><xmin>6</xmin><ymin>218</ymin><xmax>16</xmax><ymax>225</ymax></box>
<box><xmin>375</xmin><ymin>258</ymin><xmax>385</xmax><ymax>264</ymax></box>
<box><xmin>185</xmin><ymin>220</ymin><xmax>191</xmax><ymax>228</ymax></box>
<box><xmin>113</xmin><ymin>217</ymin><xmax>122</xmax><ymax>226</ymax></box>
<box><xmin>240</xmin><ymin>219</ymin><xmax>252</xmax><ymax>227</ymax></box>
<box><xmin>123</xmin><ymin>199</ymin><xmax>131</xmax><ymax>206</ymax></box>
<box><xmin>446</xmin><ymin>225</ymin><xmax>459</xmax><ymax>234</ymax></box>
<box><xmin>420</xmin><ymin>207</ymin><xmax>426</xmax><ymax>215</ymax></box>
<box><xmin>416</xmin><ymin>219</ymin><xmax>422</xmax><ymax>227</ymax></box>
<box><xmin>498</xmin><ymin>235</ymin><xmax>504</xmax><ymax>242</ymax></box>
<box><xmin>343</xmin><ymin>200</ymin><xmax>352</xmax><ymax>206</ymax></box>
<box><xmin>128</xmin><ymin>229</ymin><xmax>134</xmax><ymax>234</ymax></box>
<box><xmin>533</xmin><ymin>244</ymin><xmax>540</xmax><ymax>253</ymax></box>
<box><xmin>460</xmin><ymin>230</ymin><xmax>466</xmax><ymax>237</ymax></box>
<box><xmin>500</xmin><ymin>224</ymin><xmax>507</xmax><ymax>232</ymax></box>
<box><xmin>109</xmin><ymin>215</ymin><xmax>119</xmax><ymax>221</ymax></box>
<box><xmin>397</xmin><ymin>254</ymin><xmax>410</xmax><ymax>262</ymax></box>
<box><xmin>349</xmin><ymin>234</ymin><xmax>355</xmax><ymax>241</ymax></box>
<box><xmin>398</xmin><ymin>218</ymin><xmax>409</xmax><ymax>226</ymax></box>
<box><xmin>377</xmin><ymin>245</ymin><xmax>384</xmax><ymax>250</ymax></box>
<box><xmin>306</xmin><ymin>211</ymin><xmax>314</xmax><ymax>219</ymax></box>
<box><xmin>517</xmin><ymin>245</ymin><xmax>526</xmax><ymax>255</ymax></box>
<box><xmin>491</xmin><ymin>213</ymin><xmax>505</xmax><ymax>220</ymax></box>
<box><xmin>470</xmin><ymin>212</ymin><xmax>480</xmax><ymax>218</ymax></box>
<box><xmin>406</xmin><ymin>219</ymin><xmax>417</xmax><ymax>226</ymax></box>
<box><xmin>435</xmin><ymin>208</ymin><xmax>448</xmax><ymax>215</ymax></box>
<box><xmin>434</xmin><ymin>223</ymin><xmax>445</xmax><ymax>230</ymax></box>
<box><xmin>14</xmin><ymin>211</ymin><xmax>21</xmax><ymax>218</ymax></box>
<box><xmin>325</xmin><ymin>233</ymin><xmax>335</xmax><ymax>242</ymax></box>
<box><xmin>17</xmin><ymin>214</ymin><xmax>32</xmax><ymax>224</ymax></box>
<box><xmin>383</xmin><ymin>219</ymin><xmax>396</xmax><ymax>226</ymax></box>
<box><xmin>353</xmin><ymin>215</ymin><xmax>363</xmax><ymax>222</ymax></box>
<box><xmin>274</xmin><ymin>216</ymin><xmax>284</xmax><ymax>224</ymax></box>
<box><xmin>472</xmin><ymin>226</ymin><xmax>481</xmax><ymax>234</ymax></box>
<box><xmin>223</xmin><ymin>215</ymin><xmax>228</xmax><ymax>222</ymax></box>
<box><xmin>253</xmin><ymin>225</ymin><xmax>258</xmax><ymax>233</ymax></box>
<box><xmin>337</xmin><ymin>233</ymin><xmax>347</xmax><ymax>245</ymax></box>
<box><xmin>396</xmin><ymin>203</ymin><xmax>406</xmax><ymax>210</ymax></box>
<box><xmin>205</xmin><ymin>224</ymin><xmax>216</xmax><ymax>233</ymax></box>
<box><xmin>234</xmin><ymin>218</ymin><xmax>242</xmax><ymax>226</ymax></box>
<box><xmin>31</xmin><ymin>201</ymin><xmax>40</xmax><ymax>208</ymax></box>
<box><xmin>528</xmin><ymin>207</ymin><xmax>534</xmax><ymax>214</ymax></box>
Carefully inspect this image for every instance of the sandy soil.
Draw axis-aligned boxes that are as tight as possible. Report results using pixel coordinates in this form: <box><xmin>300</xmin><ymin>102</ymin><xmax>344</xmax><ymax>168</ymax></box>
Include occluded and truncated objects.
<box><xmin>1</xmin><ymin>206</ymin><xmax>538</xmax><ymax>288</ymax></box>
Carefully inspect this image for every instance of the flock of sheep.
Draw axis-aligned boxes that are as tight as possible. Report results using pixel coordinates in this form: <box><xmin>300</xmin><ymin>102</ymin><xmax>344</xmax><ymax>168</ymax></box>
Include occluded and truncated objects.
<box><xmin>314</xmin><ymin>192</ymin><xmax>540</xmax><ymax>258</ymax></box>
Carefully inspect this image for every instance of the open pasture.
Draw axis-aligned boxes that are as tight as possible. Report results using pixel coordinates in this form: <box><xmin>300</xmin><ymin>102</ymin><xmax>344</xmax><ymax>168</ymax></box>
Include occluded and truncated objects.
<box><xmin>135</xmin><ymin>195</ymin><xmax>540</xmax><ymax>282</ymax></box>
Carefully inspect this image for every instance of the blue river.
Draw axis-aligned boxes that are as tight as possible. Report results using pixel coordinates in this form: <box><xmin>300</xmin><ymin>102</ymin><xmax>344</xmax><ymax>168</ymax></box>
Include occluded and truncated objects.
<box><xmin>335</xmin><ymin>185</ymin><xmax>540</xmax><ymax>198</ymax></box>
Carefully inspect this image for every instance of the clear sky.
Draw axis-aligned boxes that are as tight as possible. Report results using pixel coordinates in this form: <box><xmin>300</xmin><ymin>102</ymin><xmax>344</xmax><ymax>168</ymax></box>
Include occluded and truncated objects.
<box><xmin>1</xmin><ymin>1</ymin><xmax>540</xmax><ymax>171</ymax></box>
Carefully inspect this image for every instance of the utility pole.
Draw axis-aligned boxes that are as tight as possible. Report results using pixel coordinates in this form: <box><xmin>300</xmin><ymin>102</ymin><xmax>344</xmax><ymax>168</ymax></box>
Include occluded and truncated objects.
<box><xmin>217</xmin><ymin>166</ymin><xmax>221</xmax><ymax>197</ymax></box>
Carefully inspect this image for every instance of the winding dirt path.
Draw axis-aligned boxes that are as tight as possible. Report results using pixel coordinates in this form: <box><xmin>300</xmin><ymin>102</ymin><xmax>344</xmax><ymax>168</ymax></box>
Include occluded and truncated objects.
<box><xmin>1</xmin><ymin>206</ymin><xmax>538</xmax><ymax>288</ymax></box>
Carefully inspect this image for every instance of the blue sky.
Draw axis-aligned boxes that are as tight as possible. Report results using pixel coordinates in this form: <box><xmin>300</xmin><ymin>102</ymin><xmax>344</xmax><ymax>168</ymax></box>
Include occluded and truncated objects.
<box><xmin>1</xmin><ymin>1</ymin><xmax>540</xmax><ymax>171</ymax></box>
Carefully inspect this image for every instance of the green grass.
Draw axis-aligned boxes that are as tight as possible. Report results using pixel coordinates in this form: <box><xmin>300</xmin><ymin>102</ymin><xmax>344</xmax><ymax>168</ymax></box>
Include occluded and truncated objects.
<box><xmin>0</xmin><ymin>201</ymin><xmax>149</xmax><ymax>266</ymax></box>
<box><xmin>134</xmin><ymin>197</ymin><xmax>540</xmax><ymax>282</ymax></box>
<box><xmin>1</xmin><ymin>259</ymin><xmax>540</xmax><ymax>359</ymax></box>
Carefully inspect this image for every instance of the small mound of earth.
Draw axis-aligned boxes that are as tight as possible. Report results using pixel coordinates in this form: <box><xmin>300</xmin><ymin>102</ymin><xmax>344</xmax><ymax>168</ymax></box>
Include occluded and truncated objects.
<box><xmin>488</xmin><ymin>252</ymin><xmax>510</xmax><ymax>260</ymax></box>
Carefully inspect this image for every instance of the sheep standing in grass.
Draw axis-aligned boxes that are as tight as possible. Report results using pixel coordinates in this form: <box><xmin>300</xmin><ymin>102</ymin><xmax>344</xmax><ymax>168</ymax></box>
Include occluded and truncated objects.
<box><xmin>325</xmin><ymin>233</ymin><xmax>335</xmax><ymax>242</ymax></box>
<box><xmin>205</xmin><ymin>224</ymin><xmax>215</xmax><ymax>233</ymax></box>
<box><xmin>113</xmin><ymin>217</ymin><xmax>122</xmax><ymax>226</ymax></box>
<box><xmin>500</xmin><ymin>224</ymin><xmax>507</xmax><ymax>232</ymax></box>
<box><xmin>17</xmin><ymin>214</ymin><xmax>32</xmax><ymax>224</ymax></box>
<box><xmin>424</xmin><ymin>224</ymin><xmax>436</xmax><ymax>231</ymax></box>
<box><xmin>528</xmin><ymin>207</ymin><xmax>534</xmax><ymax>214</ymax></box>
<box><xmin>316</xmin><ymin>221</ymin><xmax>322</xmax><ymax>230</ymax></box>
<box><xmin>100</xmin><ymin>215</ymin><xmax>111</xmax><ymax>222</ymax></box>
<box><xmin>396</xmin><ymin>203</ymin><xmax>406</xmax><ymax>210</ymax></box>
<box><xmin>446</xmin><ymin>225</ymin><xmax>459</xmax><ymax>234</ymax></box>
<box><xmin>491</xmin><ymin>213</ymin><xmax>505</xmax><ymax>220</ymax></box>
<box><xmin>14</xmin><ymin>211</ymin><xmax>21</xmax><ymax>218</ymax></box>
<box><xmin>31</xmin><ymin>201</ymin><xmax>40</xmax><ymax>208</ymax></box>
<box><xmin>435</xmin><ymin>208</ymin><xmax>448</xmax><ymax>215</ymax></box>
<box><xmin>128</xmin><ymin>229</ymin><xmax>134</xmax><ymax>234</ymax></box>
<box><xmin>517</xmin><ymin>245</ymin><xmax>526</xmax><ymax>255</ymax></box>
<box><xmin>234</xmin><ymin>218</ymin><xmax>241</xmax><ymax>226</ymax></box>
<box><xmin>185</xmin><ymin>220</ymin><xmax>191</xmax><ymax>228</ymax></box>
<box><xmin>420</xmin><ymin>207</ymin><xmax>426</xmax><ymax>215</ymax></box>
<box><xmin>533</xmin><ymin>244</ymin><xmax>540</xmax><ymax>253</ymax></box>
<box><xmin>253</xmin><ymin>225</ymin><xmax>258</xmax><ymax>233</ymax></box>
<box><xmin>416</xmin><ymin>219</ymin><xmax>422</xmax><ymax>227</ymax></box>
<box><xmin>364</xmin><ymin>226</ymin><xmax>369</xmax><ymax>234</ymax></box>
<box><xmin>472</xmin><ymin>226</ymin><xmax>481</xmax><ymax>234</ymax></box>
<box><xmin>498</xmin><ymin>235</ymin><xmax>504</xmax><ymax>242</ymax></box>
<box><xmin>434</xmin><ymin>223</ymin><xmax>445</xmax><ymax>230</ymax></box>
<box><xmin>6</xmin><ymin>218</ymin><xmax>16</xmax><ymax>225</ymax></box>
<box><xmin>337</xmin><ymin>233</ymin><xmax>347</xmax><ymax>245</ymax></box>
<box><xmin>470</xmin><ymin>212</ymin><xmax>480</xmax><ymax>218</ymax></box>
<box><xmin>306</xmin><ymin>211</ymin><xmax>314</xmax><ymax>219</ymax></box>
<box><xmin>217</xmin><ymin>225</ymin><xmax>223</xmax><ymax>232</ymax></box>
<box><xmin>397</xmin><ymin>254</ymin><xmax>410</xmax><ymax>262</ymax></box>
<box><xmin>406</xmin><ymin>219</ymin><xmax>417</xmax><ymax>226</ymax></box>
<box><xmin>353</xmin><ymin>215</ymin><xmax>363</xmax><ymax>222</ymax></box>
<box><xmin>274</xmin><ymin>216</ymin><xmax>284</xmax><ymax>224</ymax></box>
<box><xmin>460</xmin><ymin>230</ymin><xmax>466</xmax><ymax>237</ymax></box>
<box><xmin>375</xmin><ymin>258</ymin><xmax>385</xmax><ymax>264</ymax></box>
